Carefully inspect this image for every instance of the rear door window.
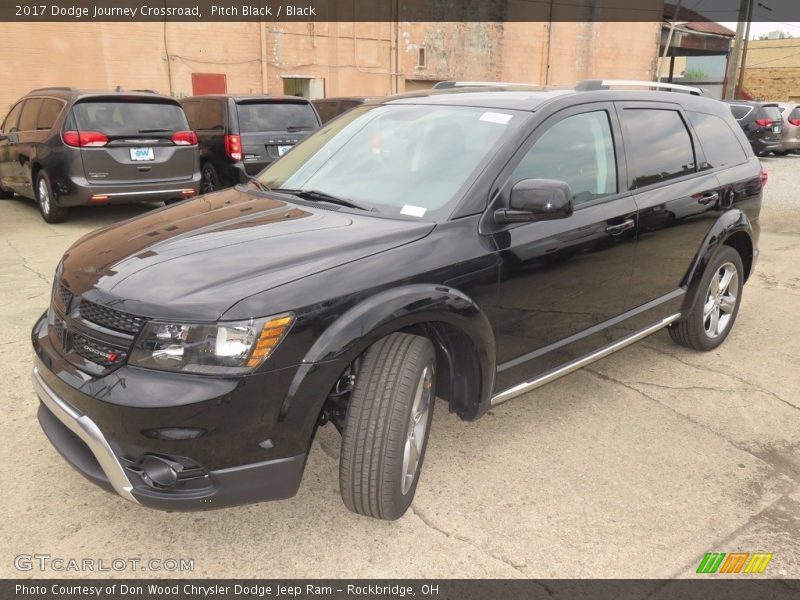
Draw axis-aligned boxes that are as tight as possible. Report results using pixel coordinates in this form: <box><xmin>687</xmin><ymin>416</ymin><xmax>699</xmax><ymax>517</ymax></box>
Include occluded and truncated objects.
<box><xmin>236</xmin><ymin>102</ymin><xmax>318</xmax><ymax>133</ymax></box>
<box><xmin>18</xmin><ymin>98</ymin><xmax>43</xmax><ymax>131</ymax></box>
<box><xmin>621</xmin><ymin>108</ymin><xmax>696</xmax><ymax>189</ymax></box>
<box><xmin>71</xmin><ymin>100</ymin><xmax>189</xmax><ymax>136</ymax></box>
<box><xmin>36</xmin><ymin>99</ymin><xmax>65</xmax><ymax>131</ymax></box>
<box><xmin>729</xmin><ymin>105</ymin><xmax>752</xmax><ymax>120</ymax></box>
<box><xmin>2</xmin><ymin>102</ymin><xmax>24</xmax><ymax>132</ymax></box>
<box><xmin>687</xmin><ymin>111</ymin><xmax>748</xmax><ymax>169</ymax></box>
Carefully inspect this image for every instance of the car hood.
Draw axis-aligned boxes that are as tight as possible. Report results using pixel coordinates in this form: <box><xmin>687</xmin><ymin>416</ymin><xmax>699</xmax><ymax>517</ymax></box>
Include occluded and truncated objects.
<box><xmin>61</xmin><ymin>187</ymin><xmax>434</xmax><ymax>320</ymax></box>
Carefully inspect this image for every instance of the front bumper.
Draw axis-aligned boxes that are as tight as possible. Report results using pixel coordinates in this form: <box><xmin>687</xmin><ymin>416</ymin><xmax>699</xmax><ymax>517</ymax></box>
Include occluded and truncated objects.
<box><xmin>32</xmin><ymin>363</ymin><xmax>307</xmax><ymax>510</ymax></box>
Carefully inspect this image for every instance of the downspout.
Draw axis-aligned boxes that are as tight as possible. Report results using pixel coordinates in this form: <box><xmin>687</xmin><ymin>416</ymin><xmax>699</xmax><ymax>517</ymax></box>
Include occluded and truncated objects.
<box><xmin>260</xmin><ymin>13</ymin><xmax>268</xmax><ymax>94</ymax></box>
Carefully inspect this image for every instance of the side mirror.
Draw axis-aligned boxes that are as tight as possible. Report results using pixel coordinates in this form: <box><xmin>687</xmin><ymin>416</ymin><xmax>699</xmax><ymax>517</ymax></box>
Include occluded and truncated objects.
<box><xmin>495</xmin><ymin>179</ymin><xmax>574</xmax><ymax>224</ymax></box>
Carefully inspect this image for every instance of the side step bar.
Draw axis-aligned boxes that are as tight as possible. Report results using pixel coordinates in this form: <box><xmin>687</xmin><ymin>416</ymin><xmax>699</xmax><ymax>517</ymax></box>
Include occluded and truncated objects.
<box><xmin>490</xmin><ymin>313</ymin><xmax>682</xmax><ymax>406</ymax></box>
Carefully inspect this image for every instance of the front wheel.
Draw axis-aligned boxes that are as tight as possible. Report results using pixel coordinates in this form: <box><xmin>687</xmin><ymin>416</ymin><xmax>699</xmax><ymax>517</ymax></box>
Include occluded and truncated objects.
<box><xmin>669</xmin><ymin>246</ymin><xmax>744</xmax><ymax>351</ymax></box>
<box><xmin>35</xmin><ymin>172</ymin><xmax>68</xmax><ymax>223</ymax></box>
<box><xmin>339</xmin><ymin>332</ymin><xmax>436</xmax><ymax>520</ymax></box>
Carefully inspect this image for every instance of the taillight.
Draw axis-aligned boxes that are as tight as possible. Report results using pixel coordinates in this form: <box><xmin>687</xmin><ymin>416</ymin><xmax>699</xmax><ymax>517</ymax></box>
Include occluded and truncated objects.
<box><xmin>63</xmin><ymin>131</ymin><xmax>109</xmax><ymax>147</ymax></box>
<box><xmin>225</xmin><ymin>134</ymin><xmax>242</xmax><ymax>160</ymax></box>
<box><xmin>172</xmin><ymin>130</ymin><xmax>198</xmax><ymax>145</ymax></box>
<box><xmin>760</xmin><ymin>166</ymin><xmax>768</xmax><ymax>188</ymax></box>
<box><xmin>754</xmin><ymin>119</ymin><xmax>773</xmax><ymax>127</ymax></box>
<box><xmin>789</xmin><ymin>118</ymin><xmax>800</xmax><ymax>126</ymax></box>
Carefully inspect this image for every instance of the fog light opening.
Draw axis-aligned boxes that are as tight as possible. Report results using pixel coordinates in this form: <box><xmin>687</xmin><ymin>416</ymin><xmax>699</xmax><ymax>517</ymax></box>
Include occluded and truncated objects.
<box><xmin>134</xmin><ymin>455</ymin><xmax>183</xmax><ymax>490</ymax></box>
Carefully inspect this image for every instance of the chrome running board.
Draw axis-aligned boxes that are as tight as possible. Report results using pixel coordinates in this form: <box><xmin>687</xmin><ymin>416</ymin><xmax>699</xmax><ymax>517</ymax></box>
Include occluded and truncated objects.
<box><xmin>490</xmin><ymin>313</ymin><xmax>681</xmax><ymax>406</ymax></box>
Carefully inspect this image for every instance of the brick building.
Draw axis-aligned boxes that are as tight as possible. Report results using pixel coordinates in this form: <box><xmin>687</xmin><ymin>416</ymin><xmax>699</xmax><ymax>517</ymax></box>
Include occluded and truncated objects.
<box><xmin>742</xmin><ymin>38</ymin><xmax>800</xmax><ymax>101</ymax></box>
<box><xmin>0</xmin><ymin>20</ymin><xmax>661</xmax><ymax>112</ymax></box>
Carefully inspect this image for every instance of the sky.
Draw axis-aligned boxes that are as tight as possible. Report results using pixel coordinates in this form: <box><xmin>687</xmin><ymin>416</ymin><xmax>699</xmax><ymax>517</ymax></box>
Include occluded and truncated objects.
<box><xmin>719</xmin><ymin>21</ymin><xmax>800</xmax><ymax>38</ymax></box>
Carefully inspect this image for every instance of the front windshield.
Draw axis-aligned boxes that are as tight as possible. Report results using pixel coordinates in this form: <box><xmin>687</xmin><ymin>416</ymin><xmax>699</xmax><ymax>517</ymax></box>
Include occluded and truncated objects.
<box><xmin>256</xmin><ymin>103</ymin><xmax>524</xmax><ymax>220</ymax></box>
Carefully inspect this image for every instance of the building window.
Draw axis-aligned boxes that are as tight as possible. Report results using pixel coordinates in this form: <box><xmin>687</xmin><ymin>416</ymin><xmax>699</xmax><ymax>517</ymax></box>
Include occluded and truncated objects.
<box><xmin>418</xmin><ymin>46</ymin><xmax>427</xmax><ymax>68</ymax></box>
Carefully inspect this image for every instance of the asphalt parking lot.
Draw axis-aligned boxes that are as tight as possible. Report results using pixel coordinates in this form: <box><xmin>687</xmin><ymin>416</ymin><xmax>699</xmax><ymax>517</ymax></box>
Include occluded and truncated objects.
<box><xmin>1</xmin><ymin>156</ymin><xmax>798</xmax><ymax>579</ymax></box>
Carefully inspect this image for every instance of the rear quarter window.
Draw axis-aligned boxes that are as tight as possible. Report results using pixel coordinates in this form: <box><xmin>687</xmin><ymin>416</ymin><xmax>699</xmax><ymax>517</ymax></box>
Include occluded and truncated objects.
<box><xmin>236</xmin><ymin>102</ymin><xmax>318</xmax><ymax>133</ymax></box>
<box><xmin>687</xmin><ymin>111</ymin><xmax>748</xmax><ymax>169</ymax></box>
<box><xmin>72</xmin><ymin>100</ymin><xmax>189</xmax><ymax>136</ymax></box>
<box><xmin>621</xmin><ymin>108</ymin><xmax>696</xmax><ymax>189</ymax></box>
<box><xmin>729</xmin><ymin>105</ymin><xmax>752</xmax><ymax>120</ymax></box>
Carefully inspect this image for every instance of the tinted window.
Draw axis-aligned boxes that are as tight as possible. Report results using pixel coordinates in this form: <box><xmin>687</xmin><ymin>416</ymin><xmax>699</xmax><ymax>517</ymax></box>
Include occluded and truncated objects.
<box><xmin>18</xmin><ymin>98</ymin><xmax>43</xmax><ymax>131</ymax></box>
<box><xmin>195</xmin><ymin>100</ymin><xmax>225</xmax><ymax>130</ymax></box>
<box><xmin>729</xmin><ymin>105</ymin><xmax>752</xmax><ymax>120</ymax></box>
<box><xmin>687</xmin><ymin>111</ymin><xmax>747</xmax><ymax>169</ymax></box>
<box><xmin>36</xmin><ymin>99</ymin><xmax>65</xmax><ymax>130</ymax></box>
<box><xmin>236</xmin><ymin>101</ymin><xmax>318</xmax><ymax>133</ymax></box>
<box><xmin>2</xmin><ymin>102</ymin><xmax>24</xmax><ymax>132</ymax></box>
<box><xmin>511</xmin><ymin>110</ymin><xmax>617</xmax><ymax>205</ymax></box>
<box><xmin>622</xmin><ymin>109</ymin><xmax>696</xmax><ymax>189</ymax></box>
<box><xmin>762</xmin><ymin>105</ymin><xmax>783</xmax><ymax>121</ymax></box>
<box><xmin>257</xmin><ymin>104</ymin><xmax>523</xmax><ymax>220</ymax></box>
<box><xmin>180</xmin><ymin>100</ymin><xmax>198</xmax><ymax>126</ymax></box>
<box><xmin>72</xmin><ymin>100</ymin><xmax>189</xmax><ymax>136</ymax></box>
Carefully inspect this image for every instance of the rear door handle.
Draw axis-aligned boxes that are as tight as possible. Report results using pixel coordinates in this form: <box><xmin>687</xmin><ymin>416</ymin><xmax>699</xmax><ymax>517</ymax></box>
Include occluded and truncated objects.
<box><xmin>697</xmin><ymin>191</ymin><xmax>719</xmax><ymax>205</ymax></box>
<box><xmin>605</xmin><ymin>218</ymin><xmax>636</xmax><ymax>235</ymax></box>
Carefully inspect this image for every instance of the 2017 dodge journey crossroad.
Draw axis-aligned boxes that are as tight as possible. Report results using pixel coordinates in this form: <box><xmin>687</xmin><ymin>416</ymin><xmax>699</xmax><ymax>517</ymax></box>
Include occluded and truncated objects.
<box><xmin>31</xmin><ymin>80</ymin><xmax>762</xmax><ymax>519</ymax></box>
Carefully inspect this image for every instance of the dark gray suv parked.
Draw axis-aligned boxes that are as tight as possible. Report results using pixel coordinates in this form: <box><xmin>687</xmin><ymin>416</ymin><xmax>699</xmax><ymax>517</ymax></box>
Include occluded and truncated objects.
<box><xmin>0</xmin><ymin>88</ymin><xmax>201</xmax><ymax>222</ymax></box>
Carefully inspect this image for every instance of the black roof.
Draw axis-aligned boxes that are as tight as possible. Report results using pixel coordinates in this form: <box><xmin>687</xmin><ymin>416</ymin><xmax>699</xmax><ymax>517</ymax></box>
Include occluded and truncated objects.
<box><xmin>181</xmin><ymin>94</ymin><xmax>313</xmax><ymax>104</ymax></box>
<box><xmin>25</xmin><ymin>87</ymin><xmax>179</xmax><ymax>104</ymax></box>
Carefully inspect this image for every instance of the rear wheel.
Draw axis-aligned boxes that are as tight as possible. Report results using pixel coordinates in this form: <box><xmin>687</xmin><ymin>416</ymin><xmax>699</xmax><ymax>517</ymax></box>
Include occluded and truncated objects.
<box><xmin>773</xmin><ymin>150</ymin><xmax>790</xmax><ymax>156</ymax></box>
<box><xmin>669</xmin><ymin>246</ymin><xmax>744</xmax><ymax>351</ymax></box>
<box><xmin>35</xmin><ymin>171</ymin><xmax>68</xmax><ymax>223</ymax></box>
<box><xmin>201</xmin><ymin>163</ymin><xmax>220</xmax><ymax>194</ymax></box>
<box><xmin>339</xmin><ymin>332</ymin><xmax>436</xmax><ymax>520</ymax></box>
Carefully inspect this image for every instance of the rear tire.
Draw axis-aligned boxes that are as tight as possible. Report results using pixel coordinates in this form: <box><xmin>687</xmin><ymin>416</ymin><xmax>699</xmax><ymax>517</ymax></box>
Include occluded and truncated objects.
<box><xmin>201</xmin><ymin>163</ymin><xmax>221</xmax><ymax>194</ymax></box>
<box><xmin>773</xmin><ymin>150</ymin><xmax>790</xmax><ymax>156</ymax></box>
<box><xmin>35</xmin><ymin>171</ymin><xmax>68</xmax><ymax>223</ymax></box>
<box><xmin>339</xmin><ymin>332</ymin><xmax>436</xmax><ymax>520</ymax></box>
<box><xmin>669</xmin><ymin>246</ymin><xmax>744</xmax><ymax>351</ymax></box>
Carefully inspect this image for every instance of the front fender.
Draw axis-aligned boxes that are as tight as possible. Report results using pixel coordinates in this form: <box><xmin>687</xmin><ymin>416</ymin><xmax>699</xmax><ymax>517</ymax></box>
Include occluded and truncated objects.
<box><xmin>282</xmin><ymin>284</ymin><xmax>496</xmax><ymax>424</ymax></box>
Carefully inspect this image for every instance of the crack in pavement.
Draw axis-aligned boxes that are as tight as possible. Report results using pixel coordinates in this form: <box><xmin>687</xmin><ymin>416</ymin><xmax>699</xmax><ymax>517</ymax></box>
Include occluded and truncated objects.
<box><xmin>409</xmin><ymin>504</ymin><xmax>530</xmax><ymax>577</ymax></box>
<box><xmin>585</xmin><ymin>368</ymin><xmax>800</xmax><ymax>486</ymax></box>
<box><xmin>6</xmin><ymin>240</ymin><xmax>51</xmax><ymax>287</ymax></box>
<box><xmin>640</xmin><ymin>342</ymin><xmax>800</xmax><ymax>413</ymax></box>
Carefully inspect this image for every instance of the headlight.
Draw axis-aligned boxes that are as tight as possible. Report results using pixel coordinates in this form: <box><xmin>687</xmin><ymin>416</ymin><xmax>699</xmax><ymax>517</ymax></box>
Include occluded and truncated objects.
<box><xmin>129</xmin><ymin>313</ymin><xmax>294</xmax><ymax>374</ymax></box>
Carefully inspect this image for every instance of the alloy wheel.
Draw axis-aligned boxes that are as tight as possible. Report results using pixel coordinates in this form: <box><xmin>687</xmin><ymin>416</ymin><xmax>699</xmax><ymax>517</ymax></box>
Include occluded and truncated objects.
<box><xmin>401</xmin><ymin>364</ymin><xmax>434</xmax><ymax>495</ymax></box>
<box><xmin>703</xmin><ymin>262</ymin><xmax>739</xmax><ymax>339</ymax></box>
<box><xmin>38</xmin><ymin>178</ymin><xmax>51</xmax><ymax>216</ymax></box>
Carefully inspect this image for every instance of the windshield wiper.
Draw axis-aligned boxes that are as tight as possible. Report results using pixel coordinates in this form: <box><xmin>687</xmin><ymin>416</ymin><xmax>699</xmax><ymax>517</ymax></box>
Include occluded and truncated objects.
<box><xmin>247</xmin><ymin>177</ymin><xmax>273</xmax><ymax>193</ymax></box>
<box><xmin>273</xmin><ymin>188</ymin><xmax>373</xmax><ymax>212</ymax></box>
<box><xmin>286</xmin><ymin>125</ymin><xmax>314</xmax><ymax>132</ymax></box>
<box><xmin>138</xmin><ymin>128</ymin><xmax>173</xmax><ymax>133</ymax></box>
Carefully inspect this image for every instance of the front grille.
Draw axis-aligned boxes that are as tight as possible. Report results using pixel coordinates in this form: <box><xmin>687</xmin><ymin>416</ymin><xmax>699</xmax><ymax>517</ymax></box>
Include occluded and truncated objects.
<box><xmin>71</xmin><ymin>333</ymin><xmax>127</xmax><ymax>367</ymax></box>
<box><xmin>53</xmin><ymin>282</ymin><xmax>73</xmax><ymax>313</ymax></box>
<box><xmin>78</xmin><ymin>300</ymin><xmax>146</xmax><ymax>335</ymax></box>
<box><xmin>53</xmin><ymin>316</ymin><xmax>66</xmax><ymax>346</ymax></box>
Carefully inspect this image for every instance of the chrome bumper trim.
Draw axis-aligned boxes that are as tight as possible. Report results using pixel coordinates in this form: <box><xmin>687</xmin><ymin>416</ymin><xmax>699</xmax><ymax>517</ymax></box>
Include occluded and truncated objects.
<box><xmin>32</xmin><ymin>366</ymin><xmax>139</xmax><ymax>504</ymax></box>
<box><xmin>98</xmin><ymin>188</ymin><xmax>193</xmax><ymax>197</ymax></box>
<box><xmin>491</xmin><ymin>313</ymin><xmax>682</xmax><ymax>406</ymax></box>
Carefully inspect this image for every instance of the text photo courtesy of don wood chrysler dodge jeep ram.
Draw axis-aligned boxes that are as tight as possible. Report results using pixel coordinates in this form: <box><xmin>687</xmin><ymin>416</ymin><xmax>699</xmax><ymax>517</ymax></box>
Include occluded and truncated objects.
<box><xmin>31</xmin><ymin>81</ymin><xmax>762</xmax><ymax>520</ymax></box>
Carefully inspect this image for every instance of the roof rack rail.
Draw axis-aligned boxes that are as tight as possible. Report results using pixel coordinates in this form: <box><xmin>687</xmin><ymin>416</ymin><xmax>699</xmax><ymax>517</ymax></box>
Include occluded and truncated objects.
<box><xmin>575</xmin><ymin>79</ymin><xmax>704</xmax><ymax>96</ymax></box>
<box><xmin>29</xmin><ymin>86</ymin><xmax>77</xmax><ymax>93</ymax></box>
<box><xmin>433</xmin><ymin>80</ymin><xmax>541</xmax><ymax>90</ymax></box>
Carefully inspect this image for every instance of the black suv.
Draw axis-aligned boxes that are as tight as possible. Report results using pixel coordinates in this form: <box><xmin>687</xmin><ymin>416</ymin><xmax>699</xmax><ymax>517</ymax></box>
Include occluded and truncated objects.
<box><xmin>723</xmin><ymin>100</ymin><xmax>784</xmax><ymax>156</ymax></box>
<box><xmin>179</xmin><ymin>95</ymin><xmax>321</xmax><ymax>193</ymax></box>
<box><xmin>32</xmin><ymin>81</ymin><xmax>762</xmax><ymax>520</ymax></box>
<box><xmin>0</xmin><ymin>88</ymin><xmax>201</xmax><ymax>222</ymax></box>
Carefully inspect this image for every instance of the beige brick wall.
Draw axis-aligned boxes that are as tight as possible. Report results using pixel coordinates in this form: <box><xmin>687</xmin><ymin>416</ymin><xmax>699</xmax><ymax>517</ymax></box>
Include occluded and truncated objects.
<box><xmin>0</xmin><ymin>20</ymin><xmax>660</xmax><ymax>114</ymax></box>
<box><xmin>743</xmin><ymin>39</ymin><xmax>800</xmax><ymax>101</ymax></box>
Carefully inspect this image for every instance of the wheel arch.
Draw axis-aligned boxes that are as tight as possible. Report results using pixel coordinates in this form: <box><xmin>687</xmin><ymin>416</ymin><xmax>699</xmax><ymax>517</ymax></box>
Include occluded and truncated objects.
<box><xmin>283</xmin><ymin>284</ymin><xmax>497</xmax><ymax>426</ymax></box>
<box><xmin>682</xmin><ymin>208</ymin><xmax>755</xmax><ymax>313</ymax></box>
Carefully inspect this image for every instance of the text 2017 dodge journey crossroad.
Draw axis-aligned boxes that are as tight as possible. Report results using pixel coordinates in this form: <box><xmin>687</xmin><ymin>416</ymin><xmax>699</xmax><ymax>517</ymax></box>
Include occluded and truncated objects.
<box><xmin>0</xmin><ymin>88</ymin><xmax>201</xmax><ymax>222</ymax></box>
<box><xmin>32</xmin><ymin>81</ymin><xmax>763</xmax><ymax>519</ymax></box>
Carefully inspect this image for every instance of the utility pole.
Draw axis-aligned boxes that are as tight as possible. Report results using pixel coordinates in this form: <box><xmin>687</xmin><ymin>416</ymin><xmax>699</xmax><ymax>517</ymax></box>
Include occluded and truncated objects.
<box><xmin>723</xmin><ymin>0</ymin><xmax>750</xmax><ymax>99</ymax></box>
<box><xmin>736</xmin><ymin>0</ymin><xmax>755</xmax><ymax>97</ymax></box>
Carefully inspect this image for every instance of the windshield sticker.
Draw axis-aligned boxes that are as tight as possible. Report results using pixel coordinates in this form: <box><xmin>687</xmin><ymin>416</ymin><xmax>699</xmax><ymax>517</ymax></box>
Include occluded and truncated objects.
<box><xmin>479</xmin><ymin>112</ymin><xmax>513</xmax><ymax>125</ymax></box>
<box><xmin>401</xmin><ymin>204</ymin><xmax>427</xmax><ymax>217</ymax></box>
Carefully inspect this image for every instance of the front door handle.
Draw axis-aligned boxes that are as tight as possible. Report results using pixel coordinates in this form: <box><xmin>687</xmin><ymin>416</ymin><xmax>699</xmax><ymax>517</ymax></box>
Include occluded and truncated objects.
<box><xmin>605</xmin><ymin>218</ymin><xmax>636</xmax><ymax>235</ymax></box>
<box><xmin>697</xmin><ymin>191</ymin><xmax>720</xmax><ymax>205</ymax></box>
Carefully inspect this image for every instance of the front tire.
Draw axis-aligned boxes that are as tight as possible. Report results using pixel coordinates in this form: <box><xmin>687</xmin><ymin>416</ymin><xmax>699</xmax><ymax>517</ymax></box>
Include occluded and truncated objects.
<box><xmin>35</xmin><ymin>171</ymin><xmax>68</xmax><ymax>223</ymax></box>
<box><xmin>669</xmin><ymin>246</ymin><xmax>744</xmax><ymax>351</ymax></box>
<box><xmin>339</xmin><ymin>332</ymin><xmax>436</xmax><ymax>520</ymax></box>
